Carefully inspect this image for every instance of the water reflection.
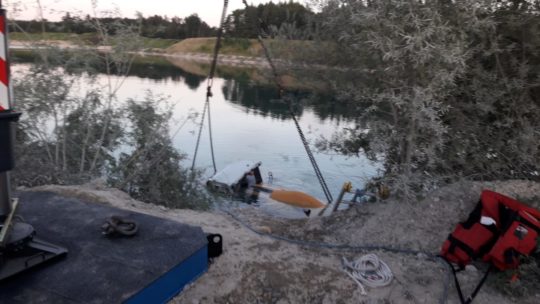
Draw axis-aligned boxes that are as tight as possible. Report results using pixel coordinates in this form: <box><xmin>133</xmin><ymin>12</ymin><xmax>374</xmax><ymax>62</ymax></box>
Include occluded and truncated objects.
<box><xmin>130</xmin><ymin>61</ymin><xmax>205</xmax><ymax>90</ymax></box>
<box><xmin>12</xmin><ymin>50</ymin><xmax>207</xmax><ymax>91</ymax></box>
<box><xmin>221</xmin><ymin>79</ymin><xmax>300</xmax><ymax>120</ymax></box>
<box><xmin>12</xmin><ymin>50</ymin><xmax>354</xmax><ymax>122</ymax></box>
<box><xmin>11</xmin><ymin>50</ymin><xmax>379</xmax><ymax>218</ymax></box>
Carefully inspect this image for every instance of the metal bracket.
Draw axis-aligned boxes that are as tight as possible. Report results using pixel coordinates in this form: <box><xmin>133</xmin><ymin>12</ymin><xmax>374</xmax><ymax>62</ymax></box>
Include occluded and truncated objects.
<box><xmin>0</xmin><ymin>197</ymin><xmax>18</xmax><ymax>247</ymax></box>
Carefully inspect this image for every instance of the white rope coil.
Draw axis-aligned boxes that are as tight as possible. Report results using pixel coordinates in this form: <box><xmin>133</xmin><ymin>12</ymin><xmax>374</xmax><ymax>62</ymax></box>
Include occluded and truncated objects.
<box><xmin>342</xmin><ymin>254</ymin><xmax>393</xmax><ymax>296</ymax></box>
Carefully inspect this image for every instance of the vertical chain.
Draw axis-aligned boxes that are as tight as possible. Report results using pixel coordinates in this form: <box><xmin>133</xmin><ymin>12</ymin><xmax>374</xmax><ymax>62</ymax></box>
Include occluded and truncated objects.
<box><xmin>242</xmin><ymin>0</ymin><xmax>334</xmax><ymax>204</ymax></box>
<box><xmin>289</xmin><ymin>104</ymin><xmax>334</xmax><ymax>204</ymax></box>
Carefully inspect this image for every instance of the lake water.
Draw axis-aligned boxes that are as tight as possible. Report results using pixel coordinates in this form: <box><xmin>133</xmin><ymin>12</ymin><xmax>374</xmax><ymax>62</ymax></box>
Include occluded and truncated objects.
<box><xmin>14</xmin><ymin>55</ymin><xmax>381</xmax><ymax>218</ymax></box>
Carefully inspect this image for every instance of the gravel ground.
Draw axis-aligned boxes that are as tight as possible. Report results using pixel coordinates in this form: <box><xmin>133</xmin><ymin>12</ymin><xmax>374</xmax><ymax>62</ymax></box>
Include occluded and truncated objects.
<box><xmin>31</xmin><ymin>179</ymin><xmax>540</xmax><ymax>304</ymax></box>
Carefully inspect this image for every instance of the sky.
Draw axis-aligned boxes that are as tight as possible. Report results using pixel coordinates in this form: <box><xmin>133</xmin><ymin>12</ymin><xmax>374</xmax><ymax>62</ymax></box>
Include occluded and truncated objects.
<box><xmin>4</xmin><ymin>0</ymin><xmax>306</xmax><ymax>26</ymax></box>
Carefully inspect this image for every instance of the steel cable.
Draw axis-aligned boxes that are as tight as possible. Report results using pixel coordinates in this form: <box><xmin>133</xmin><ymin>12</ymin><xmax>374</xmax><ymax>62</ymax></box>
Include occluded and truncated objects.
<box><xmin>191</xmin><ymin>0</ymin><xmax>228</xmax><ymax>173</ymax></box>
<box><xmin>191</xmin><ymin>100</ymin><xmax>209</xmax><ymax>171</ymax></box>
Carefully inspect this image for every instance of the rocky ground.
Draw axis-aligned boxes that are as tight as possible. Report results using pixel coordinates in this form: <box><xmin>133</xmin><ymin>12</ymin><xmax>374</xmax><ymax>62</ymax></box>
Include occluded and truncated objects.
<box><xmin>32</xmin><ymin>179</ymin><xmax>540</xmax><ymax>304</ymax></box>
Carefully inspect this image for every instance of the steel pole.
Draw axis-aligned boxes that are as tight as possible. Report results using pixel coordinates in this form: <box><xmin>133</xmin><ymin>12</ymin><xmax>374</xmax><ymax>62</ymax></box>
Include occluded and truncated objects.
<box><xmin>0</xmin><ymin>0</ymin><xmax>13</xmax><ymax>220</ymax></box>
<box><xmin>0</xmin><ymin>171</ymin><xmax>11</xmax><ymax>219</ymax></box>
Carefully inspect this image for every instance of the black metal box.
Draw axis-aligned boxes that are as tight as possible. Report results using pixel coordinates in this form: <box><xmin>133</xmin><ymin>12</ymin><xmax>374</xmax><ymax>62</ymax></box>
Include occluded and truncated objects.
<box><xmin>0</xmin><ymin>112</ymin><xmax>21</xmax><ymax>172</ymax></box>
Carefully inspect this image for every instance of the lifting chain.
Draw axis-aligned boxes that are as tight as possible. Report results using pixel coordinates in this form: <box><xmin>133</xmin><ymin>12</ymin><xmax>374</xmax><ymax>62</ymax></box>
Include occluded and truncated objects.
<box><xmin>242</xmin><ymin>0</ymin><xmax>334</xmax><ymax>204</ymax></box>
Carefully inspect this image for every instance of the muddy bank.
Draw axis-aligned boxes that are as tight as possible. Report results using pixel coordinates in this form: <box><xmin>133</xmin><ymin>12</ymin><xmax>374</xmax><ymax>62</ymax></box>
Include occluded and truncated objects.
<box><xmin>28</xmin><ymin>180</ymin><xmax>540</xmax><ymax>304</ymax></box>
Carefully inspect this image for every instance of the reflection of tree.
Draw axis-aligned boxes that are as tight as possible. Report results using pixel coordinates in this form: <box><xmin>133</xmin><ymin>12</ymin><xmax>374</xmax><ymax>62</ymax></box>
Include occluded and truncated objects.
<box><xmin>221</xmin><ymin>78</ymin><xmax>293</xmax><ymax>120</ymax></box>
<box><xmin>183</xmin><ymin>73</ymin><xmax>204</xmax><ymax>90</ymax></box>
<box><xmin>12</xmin><ymin>51</ymin><xmax>206</xmax><ymax>89</ymax></box>
<box><xmin>98</xmin><ymin>57</ymin><xmax>206</xmax><ymax>89</ymax></box>
<box><xmin>305</xmin><ymin>93</ymin><xmax>354</xmax><ymax>123</ymax></box>
<box><xmin>220</xmin><ymin>77</ymin><xmax>356</xmax><ymax>122</ymax></box>
<box><xmin>13</xmin><ymin>50</ymin><xmax>356</xmax><ymax>122</ymax></box>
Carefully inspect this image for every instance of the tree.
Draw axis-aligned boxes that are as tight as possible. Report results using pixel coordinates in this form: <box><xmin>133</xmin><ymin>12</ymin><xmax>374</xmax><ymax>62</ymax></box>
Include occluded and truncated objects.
<box><xmin>184</xmin><ymin>14</ymin><xmax>202</xmax><ymax>38</ymax></box>
<box><xmin>10</xmin><ymin>2</ymin><xmax>211</xmax><ymax>209</ymax></box>
<box><xmin>315</xmin><ymin>0</ymin><xmax>540</xmax><ymax>198</ymax></box>
<box><xmin>109</xmin><ymin>96</ymin><xmax>208</xmax><ymax>209</ymax></box>
<box><xmin>224</xmin><ymin>2</ymin><xmax>314</xmax><ymax>38</ymax></box>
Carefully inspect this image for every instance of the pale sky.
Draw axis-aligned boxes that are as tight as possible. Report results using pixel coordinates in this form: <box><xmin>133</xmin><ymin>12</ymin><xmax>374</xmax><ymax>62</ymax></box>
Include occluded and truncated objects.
<box><xmin>4</xmin><ymin>0</ymin><xmax>307</xmax><ymax>26</ymax></box>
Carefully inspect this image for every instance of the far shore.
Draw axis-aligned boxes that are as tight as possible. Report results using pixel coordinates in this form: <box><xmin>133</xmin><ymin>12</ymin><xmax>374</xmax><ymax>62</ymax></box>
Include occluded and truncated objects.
<box><xmin>9</xmin><ymin>39</ymin><xmax>348</xmax><ymax>73</ymax></box>
<box><xmin>9</xmin><ymin>39</ymin><xmax>351</xmax><ymax>91</ymax></box>
<box><xmin>9</xmin><ymin>40</ymin><xmax>273</xmax><ymax>69</ymax></box>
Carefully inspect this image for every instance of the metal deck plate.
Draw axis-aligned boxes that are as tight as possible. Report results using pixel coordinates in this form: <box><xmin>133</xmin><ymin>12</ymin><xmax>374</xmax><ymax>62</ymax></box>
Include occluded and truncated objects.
<box><xmin>0</xmin><ymin>191</ymin><xmax>208</xmax><ymax>304</ymax></box>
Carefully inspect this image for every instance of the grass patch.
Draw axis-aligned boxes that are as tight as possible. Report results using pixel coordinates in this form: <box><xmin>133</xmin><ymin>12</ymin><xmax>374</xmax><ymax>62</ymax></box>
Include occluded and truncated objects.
<box><xmin>10</xmin><ymin>32</ymin><xmax>77</xmax><ymax>41</ymax></box>
<box><xmin>10</xmin><ymin>32</ymin><xmax>99</xmax><ymax>45</ymax></box>
<box><xmin>197</xmin><ymin>44</ymin><xmax>212</xmax><ymax>53</ymax></box>
<box><xmin>222</xmin><ymin>38</ymin><xmax>252</xmax><ymax>52</ymax></box>
<box><xmin>10</xmin><ymin>49</ymin><xmax>36</xmax><ymax>62</ymax></box>
<box><xmin>10</xmin><ymin>32</ymin><xmax>178</xmax><ymax>49</ymax></box>
<box><xmin>140</xmin><ymin>37</ymin><xmax>180</xmax><ymax>49</ymax></box>
<box><xmin>132</xmin><ymin>55</ymin><xmax>173</xmax><ymax>66</ymax></box>
<box><xmin>165</xmin><ymin>37</ymin><xmax>335</xmax><ymax>64</ymax></box>
<box><xmin>167</xmin><ymin>37</ymin><xmax>261</xmax><ymax>57</ymax></box>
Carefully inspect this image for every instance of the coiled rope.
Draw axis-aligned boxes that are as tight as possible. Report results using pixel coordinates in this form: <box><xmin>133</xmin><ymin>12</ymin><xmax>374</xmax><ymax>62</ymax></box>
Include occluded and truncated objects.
<box><xmin>342</xmin><ymin>254</ymin><xmax>393</xmax><ymax>296</ymax></box>
<box><xmin>222</xmin><ymin>207</ymin><xmax>451</xmax><ymax>304</ymax></box>
<box><xmin>101</xmin><ymin>216</ymin><xmax>138</xmax><ymax>237</ymax></box>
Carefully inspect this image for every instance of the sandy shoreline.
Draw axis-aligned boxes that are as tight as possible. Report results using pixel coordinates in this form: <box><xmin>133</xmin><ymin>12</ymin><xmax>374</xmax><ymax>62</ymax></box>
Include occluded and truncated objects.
<box><xmin>9</xmin><ymin>40</ymin><xmax>274</xmax><ymax>69</ymax></box>
<box><xmin>9</xmin><ymin>40</ymin><xmax>349</xmax><ymax>73</ymax></box>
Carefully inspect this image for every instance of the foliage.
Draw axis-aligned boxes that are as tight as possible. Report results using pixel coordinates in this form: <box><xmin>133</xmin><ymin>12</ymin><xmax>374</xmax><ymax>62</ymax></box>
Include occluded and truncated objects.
<box><xmin>12</xmin><ymin>63</ymin><xmax>123</xmax><ymax>185</ymax></box>
<box><xmin>312</xmin><ymin>0</ymin><xmax>540</xmax><ymax>199</ymax></box>
<box><xmin>108</xmin><ymin>95</ymin><xmax>210</xmax><ymax>210</ymax></box>
<box><xmin>8</xmin><ymin>2</ymin><xmax>318</xmax><ymax>42</ymax></box>
<box><xmin>224</xmin><ymin>1</ymin><xmax>314</xmax><ymax>39</ymax></box>
<box><xmin>9</xmin><ymin>13</ymin><xmax>216</xmax><ymax>40</ymax></box>
<box><xmin>10</xmin><ymin>7</ymin><xmax>210</xmax><ymax>210</ymax></box>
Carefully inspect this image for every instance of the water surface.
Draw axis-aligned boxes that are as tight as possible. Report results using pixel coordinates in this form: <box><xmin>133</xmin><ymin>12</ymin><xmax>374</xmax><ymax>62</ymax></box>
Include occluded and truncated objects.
<box><xmin>15</xmin><ymin>55</ymin><xmax>381</xmax><ymax>218</ymax></box>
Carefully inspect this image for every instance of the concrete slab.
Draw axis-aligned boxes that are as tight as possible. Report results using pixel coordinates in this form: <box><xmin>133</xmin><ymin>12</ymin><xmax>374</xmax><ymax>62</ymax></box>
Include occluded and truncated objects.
<box><xmin>0</xmin><ymin>191</ymin><xmax>208</xmax><ymax>303</ymax></box>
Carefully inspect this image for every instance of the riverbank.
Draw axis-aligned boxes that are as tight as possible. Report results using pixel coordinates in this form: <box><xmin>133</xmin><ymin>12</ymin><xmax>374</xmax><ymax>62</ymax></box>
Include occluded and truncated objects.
<box><xmin>10</xmin><ymin>36</ymin><xmax>336</xmax><ymax>71</ymax></box>
<box><xmin>9</xmin><ymin>37</ymin><xmax>271</xmax><ymax>68</ymax></box>
<box><xmin>28</xmin><ymin>179</ymin><xmax>540</xmax><ymax>303</ymax></box>
<box><xmin>9</xmin><ymin>32</ymin><xmax>179</xmax><ymax>50</ymax></box>
<box><xmin>10</xmin><ymin>38</ymin><xmax>335</xmax><ymax>91</ymax></box>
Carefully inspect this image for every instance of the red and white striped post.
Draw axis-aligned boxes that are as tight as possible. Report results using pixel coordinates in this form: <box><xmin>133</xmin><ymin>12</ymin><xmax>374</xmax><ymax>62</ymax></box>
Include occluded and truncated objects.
<box><xmin>0</xmin><ymin>0</ymin><xmax>20</xmax><ymax>219</ymax></box>
<box><xmin>0</xmin><ymin>4</ymin><xmax>11</xmax><ymax>112</ymax></box>
<box><xmin>0</xmin><ymin>2</ymin><xmax>68</xmax><ymax>272</ymax></box>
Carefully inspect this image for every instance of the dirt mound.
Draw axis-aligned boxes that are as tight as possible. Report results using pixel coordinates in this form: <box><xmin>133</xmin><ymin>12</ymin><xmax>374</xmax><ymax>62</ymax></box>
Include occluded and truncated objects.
<box><xmin>246</xmin><ymin>180</ymin><xmax>540</xmax><ymax>252</ymax></box>
<box><xmin>29</xmin><ymin>179</ymin><xmax>540</xmax><ymax>303</ymax></box>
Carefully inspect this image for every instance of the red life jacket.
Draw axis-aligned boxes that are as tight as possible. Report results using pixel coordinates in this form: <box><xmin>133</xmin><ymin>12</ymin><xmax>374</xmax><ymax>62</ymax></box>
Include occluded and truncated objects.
<box><xmin>441</xmin><ymin>190</ymin><xmax>540</xmax><ymax>270</ymax></box>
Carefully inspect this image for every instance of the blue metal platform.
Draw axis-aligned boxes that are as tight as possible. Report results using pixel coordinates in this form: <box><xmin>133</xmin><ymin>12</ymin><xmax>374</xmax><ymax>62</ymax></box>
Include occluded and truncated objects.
<box><xmin>0</xmin><ymin>191</ymin><xmax>208</xmax><ymax>303</ymax></box>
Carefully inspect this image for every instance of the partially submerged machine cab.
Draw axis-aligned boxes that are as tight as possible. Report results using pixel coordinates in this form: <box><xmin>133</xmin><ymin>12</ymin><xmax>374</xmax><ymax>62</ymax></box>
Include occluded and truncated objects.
<box><xmin>206</xmin><ymin>161</ymin><xmax>263</xmax><ymax>194</ymax></box>
<box><xmin>206</xmin><ymin>161</ymin><xmax>327</xmax><ymax>210</ymax></box>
